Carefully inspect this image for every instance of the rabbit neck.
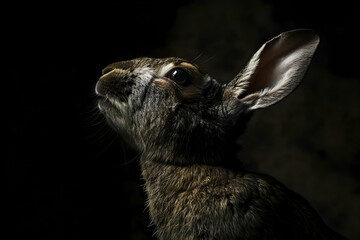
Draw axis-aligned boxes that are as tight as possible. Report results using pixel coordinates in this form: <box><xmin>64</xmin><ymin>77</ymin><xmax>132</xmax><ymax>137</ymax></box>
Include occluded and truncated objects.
<box><xmin>140</xmin><ymin>157</ymin><xmax>241</xmax><ymax>193</ymax></box>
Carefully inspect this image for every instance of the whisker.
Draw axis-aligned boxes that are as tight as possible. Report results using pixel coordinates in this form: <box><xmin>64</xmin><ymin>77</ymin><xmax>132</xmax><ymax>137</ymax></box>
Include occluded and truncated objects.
<box><xmin>116</xmin><ymin>150</ymin><xmax>141</xmax><ymax>167</ymax></box>
<box><xmin>191</xmin><ymin>51</ymin><xmax>204</xmax><ymax>64</ymax></box>
<box><xmin>91</xmin><ymin>130</ymin><xmax>119</xmax><ymax>160</ymax></box>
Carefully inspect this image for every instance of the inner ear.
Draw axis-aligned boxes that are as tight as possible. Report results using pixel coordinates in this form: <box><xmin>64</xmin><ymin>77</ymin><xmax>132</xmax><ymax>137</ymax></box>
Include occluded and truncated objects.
<box><xmin>245</xmin><ymin>30</ymin><xmax>319</xmax><ymax>95</ymax></box>
<box><xmin>222</xmin><ymin>29</ymin><xmax>320</xmax><ymax>111</ymax></box>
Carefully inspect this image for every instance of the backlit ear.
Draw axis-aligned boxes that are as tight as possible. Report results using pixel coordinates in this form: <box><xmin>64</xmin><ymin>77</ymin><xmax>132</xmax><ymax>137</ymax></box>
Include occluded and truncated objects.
<box><xmin>224</xmin><ymin>29</ymin><xmax>320</xmax><ymax>110</ymax></box>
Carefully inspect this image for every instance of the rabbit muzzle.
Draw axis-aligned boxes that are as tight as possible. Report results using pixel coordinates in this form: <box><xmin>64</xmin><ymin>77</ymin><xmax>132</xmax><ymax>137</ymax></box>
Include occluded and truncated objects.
<box><xmin>95</xmin><ymin>68</ymin><xmax>135</xmax><ymax>110</ymax></box>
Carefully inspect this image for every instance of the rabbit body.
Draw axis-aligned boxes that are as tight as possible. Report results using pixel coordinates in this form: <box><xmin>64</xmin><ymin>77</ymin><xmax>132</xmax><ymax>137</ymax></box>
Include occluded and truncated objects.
<box><xmin>96</xmin><ymin>30</ymin><xmax>347</xmax><ymax>239</ymax></box>
<box><xmin>142</xmin><ymin>160</ymin><xmax>343</xmax><ymax>240</ymax></box>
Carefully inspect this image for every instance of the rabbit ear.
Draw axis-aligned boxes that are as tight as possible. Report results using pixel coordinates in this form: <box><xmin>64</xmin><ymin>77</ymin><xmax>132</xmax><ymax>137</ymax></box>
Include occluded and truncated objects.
<box><xmin>224</xmin><ymin>29</ymin><xmax>320</xmax><ymax>111</ymax></box>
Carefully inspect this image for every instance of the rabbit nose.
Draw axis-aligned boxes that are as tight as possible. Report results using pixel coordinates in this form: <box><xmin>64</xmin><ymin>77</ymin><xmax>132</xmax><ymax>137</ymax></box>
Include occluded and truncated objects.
<box><xmin>95</xmin><ymin>81</ymin><xmax>105</xmax><ymax>96</ymax></box>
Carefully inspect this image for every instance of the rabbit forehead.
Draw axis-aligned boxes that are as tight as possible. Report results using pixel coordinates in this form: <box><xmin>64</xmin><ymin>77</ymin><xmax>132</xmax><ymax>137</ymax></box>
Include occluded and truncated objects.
<box><xmin>106</xmin><ymin>57</ymin><xmax>185</xmax><ymax>68</ymax></box>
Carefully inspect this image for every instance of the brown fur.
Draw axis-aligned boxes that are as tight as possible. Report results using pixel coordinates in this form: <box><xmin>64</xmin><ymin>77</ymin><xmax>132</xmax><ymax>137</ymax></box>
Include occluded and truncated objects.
<box><xmin>96</xmin><ymin>30</ymin><xmax>347</xmax><ymax>239</ymax></box>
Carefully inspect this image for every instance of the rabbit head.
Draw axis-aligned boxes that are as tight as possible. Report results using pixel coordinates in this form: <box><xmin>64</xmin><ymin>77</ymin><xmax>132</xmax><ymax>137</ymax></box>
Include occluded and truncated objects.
<box><xmin>95</xmin><ymin>29</ymin><xmax>319</xmax><ymax>166</ymax></box>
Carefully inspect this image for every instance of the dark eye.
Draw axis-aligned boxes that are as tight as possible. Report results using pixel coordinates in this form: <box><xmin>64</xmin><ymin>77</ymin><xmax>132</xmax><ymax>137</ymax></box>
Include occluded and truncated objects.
<box><xmin>167</xmin><ymin>68</ymin><xmax>192</xmax><ymax>85</ymax></box>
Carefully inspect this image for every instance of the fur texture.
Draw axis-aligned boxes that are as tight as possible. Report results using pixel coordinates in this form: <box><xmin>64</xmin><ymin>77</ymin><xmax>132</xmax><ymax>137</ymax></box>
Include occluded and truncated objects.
<box><xmin>95</xmin><ymin>30</ymin><xmax>346</xmax><ymax>239</ymax></box>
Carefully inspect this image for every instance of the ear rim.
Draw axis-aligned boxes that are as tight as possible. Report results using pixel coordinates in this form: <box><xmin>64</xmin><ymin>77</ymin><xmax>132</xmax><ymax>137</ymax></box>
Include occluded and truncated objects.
<box><xmin>225</xmin><ymin>29</ymin><xmax>320</xmax><ymax>111</ymax></box>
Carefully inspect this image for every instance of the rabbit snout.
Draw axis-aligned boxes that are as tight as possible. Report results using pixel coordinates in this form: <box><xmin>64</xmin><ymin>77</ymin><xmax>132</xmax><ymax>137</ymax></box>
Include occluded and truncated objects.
<box><xmin>96</xmin><ymin>68</ymin><xmax>135</xmax><ymax>102</ymax></box>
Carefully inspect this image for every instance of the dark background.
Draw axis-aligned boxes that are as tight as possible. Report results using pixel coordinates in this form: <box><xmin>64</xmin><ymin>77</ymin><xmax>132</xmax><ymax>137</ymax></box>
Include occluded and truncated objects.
<box><xmin>6</xmin><ymin>0</ymin><xmax>360</xmax><ymax>239</ymax></box>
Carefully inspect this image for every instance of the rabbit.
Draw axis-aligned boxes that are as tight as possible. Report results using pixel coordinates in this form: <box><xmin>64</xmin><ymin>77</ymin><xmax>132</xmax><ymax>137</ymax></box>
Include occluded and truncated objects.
<box><xmin>95</xmin><ymin>29</ymin><xmax>347</xmax><ymax>240</ymax></box>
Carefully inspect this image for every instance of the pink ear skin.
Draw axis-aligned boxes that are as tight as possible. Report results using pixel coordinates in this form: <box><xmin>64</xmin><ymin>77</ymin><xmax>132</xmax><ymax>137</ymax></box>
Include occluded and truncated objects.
<box><xmin>246</xmin><ymin>29</ymin><xmax>320</xmax><ymax>95</ymax></box>
<box><xmin>224</xmin><ymin>29</ymin><xmax>319</xmax><ymax>110</ymax></box>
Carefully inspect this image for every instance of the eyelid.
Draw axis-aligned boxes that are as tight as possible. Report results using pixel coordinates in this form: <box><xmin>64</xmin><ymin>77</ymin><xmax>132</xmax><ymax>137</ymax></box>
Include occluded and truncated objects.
<box><xmin>178</xmin><ymin>62</ymin><xmax>200</xmax><ymax>73</ymax></box>
<box><xmin>159</xmin><ymin>63</ymin><xmax>175</xmax><ymax>77</ymax></box>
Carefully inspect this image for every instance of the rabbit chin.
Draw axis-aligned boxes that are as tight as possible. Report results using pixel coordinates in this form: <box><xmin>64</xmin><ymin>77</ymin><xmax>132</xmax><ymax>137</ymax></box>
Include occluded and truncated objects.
<box><xmin>98</xmin><ymin>96</ymin><xmax>128</xmax><ymax>112</ymax></box>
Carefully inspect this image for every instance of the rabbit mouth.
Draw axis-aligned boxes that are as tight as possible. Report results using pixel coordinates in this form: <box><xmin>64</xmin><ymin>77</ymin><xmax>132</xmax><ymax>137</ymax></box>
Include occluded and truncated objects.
<box><xmin>97</xmin><ymin>98</ymin><xmax>112</xmax><ymax>112</ymax></box>
<box><xmin>96</xmin><ymin>80</ymin><xmax>130</xmax><ymax>111</ymax></box>
<box><xmin>97</xmin><ymin>96</ymin><xmax>128</xmax><ymax>114</ymax></box>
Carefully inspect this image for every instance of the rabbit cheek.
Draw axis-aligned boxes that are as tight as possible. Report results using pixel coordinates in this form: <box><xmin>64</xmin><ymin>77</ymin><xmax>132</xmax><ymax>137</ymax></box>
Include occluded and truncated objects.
<box><xmin>154</xmin><ymin>78</ymin><xmax>173</xmax><ymax>88</ymax></box>
<box><xmin>153</xmin><ymin>79</ymin><xmax>178</xmax><ymax>101</ymax></box>
<box><xmin>176</xmin><ymin>86</ymin><xmax>202</xmax><ymax>102</ymax></box>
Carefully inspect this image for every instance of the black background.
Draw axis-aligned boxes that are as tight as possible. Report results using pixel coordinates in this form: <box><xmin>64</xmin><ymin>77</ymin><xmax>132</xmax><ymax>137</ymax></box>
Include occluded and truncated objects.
<box><xmin>6</xmin><ymin>1</ymin><xmax>360</xmax><ymax>239</ymax></box>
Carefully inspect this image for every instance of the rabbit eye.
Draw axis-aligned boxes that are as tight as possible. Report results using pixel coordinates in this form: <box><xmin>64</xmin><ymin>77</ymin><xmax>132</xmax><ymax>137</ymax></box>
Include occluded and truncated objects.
<box><xmin>167</xmin><ymin>68</ymin><xmax>192</xmax><ymax>85</ymax></box>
